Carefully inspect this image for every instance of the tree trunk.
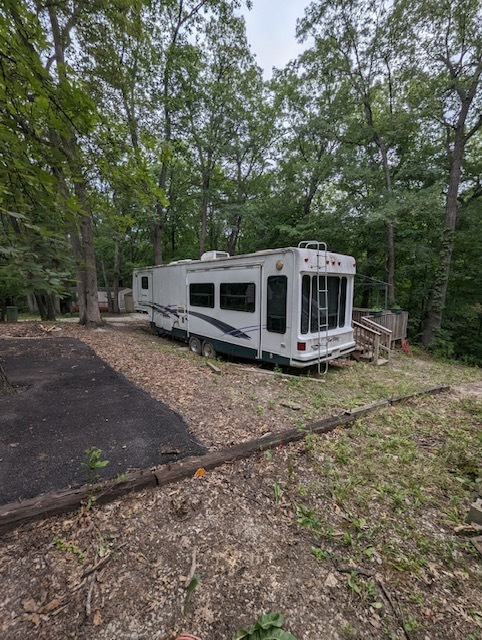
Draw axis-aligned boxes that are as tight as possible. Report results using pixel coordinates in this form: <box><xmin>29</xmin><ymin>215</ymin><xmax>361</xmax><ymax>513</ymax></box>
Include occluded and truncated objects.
<box><xmin>34</xmin><ymin>292</ymin><xmax>48</xmax><ymax>320</ymax></box>
<box><xmin>113</xmin><ymin>239</ymin><xmax>120</xmax><ymax>314</ymax></box>
<box><xmin>46</xmin><ymin>294</ymin><xmax>57</xmax><ymax>321</ymax></box>
<box><xmin>153</xmin><ymin>202</ymin><xmax>164</xmax><ymax>265</ymax></box>
<box><xmin>100</xmin><ymin>256</ymin><xmax>113</xmax><ymax>313</ymax></box>
<box><xmin>46</xmin><ymin>3</ymin><xmax>101</xmax><ymax>328</ymax></box>
<box><xmin>385</xmin><ymin>220</ymin><xmax>395</xmax><ymax>307</ymax></box>
<box><xmin>199</xmin><ymin>148</ymin><xmax>213</xmax><ymax>257</ymax></box>
<box><xmin>78</xmin><ymin>211</ymin><xmax>102</xmax><ymax>327</ymax></box>
<box><xmin>0</xmin><ymin>360</ymin><xmax>15</xmax><ymax>396</ymax></box>
<box><xmin>421</xmin><ymin>129</ymin><xmax>465</xmax><ymax>346</ymax></box>
<box><xmin>199</xmin><ymin>173</ymin><xmax>210</xmax><ymax>257</ymax></box>
<box><xmin>377</xmin><ymin>140</ymin><xmax>396</xmax><ymax>307</ymax></box>
<box><xmin>227</xmin><ymin>215</ymin><xmax>242</xmax><ymax>256</ymax></box>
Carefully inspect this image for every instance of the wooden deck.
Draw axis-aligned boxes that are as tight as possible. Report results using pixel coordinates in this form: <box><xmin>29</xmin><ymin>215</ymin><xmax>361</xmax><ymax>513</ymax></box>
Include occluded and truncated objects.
<box><xmin>353</xmin><ymin>308</ymin><xmax>408</xmax><ymax>344</ymax></box>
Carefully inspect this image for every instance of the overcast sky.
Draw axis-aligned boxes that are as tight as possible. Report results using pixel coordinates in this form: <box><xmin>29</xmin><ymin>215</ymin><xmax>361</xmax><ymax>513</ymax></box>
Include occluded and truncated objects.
<box><xmin>240</xmin><ymin>0</ymin><xmax>312</xmax><ymax>79</ymax></box>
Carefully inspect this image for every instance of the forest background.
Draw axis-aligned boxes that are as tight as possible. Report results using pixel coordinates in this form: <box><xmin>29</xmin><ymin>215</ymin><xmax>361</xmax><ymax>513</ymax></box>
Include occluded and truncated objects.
<box><xmin>1</xmin><ymin>0</ymin><xmax>481</xmax><ymax>364</ymax></box>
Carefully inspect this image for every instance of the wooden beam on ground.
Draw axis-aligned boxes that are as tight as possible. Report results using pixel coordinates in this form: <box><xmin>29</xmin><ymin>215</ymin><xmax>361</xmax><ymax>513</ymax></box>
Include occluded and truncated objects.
<box><xmin>239</xmin><ymin>366</ymin><xmax>325</xmax><ymax>382</ymax></box>
<box><xmin>0</xmin><ymin>385</ymin><xmax>450</xmax><ymax>536</ymax></box>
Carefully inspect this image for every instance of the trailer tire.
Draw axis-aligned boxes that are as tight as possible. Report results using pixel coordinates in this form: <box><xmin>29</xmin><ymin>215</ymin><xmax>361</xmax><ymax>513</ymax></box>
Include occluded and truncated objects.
<box><xmin>189</xmin><ymin>337</ymin><xmax>202</xmax><ymax>354</ymax></box>
<box><xmin>201</xmin><ymin>341</ymin><xmax>216</xmax><ymax>359</ymax></box>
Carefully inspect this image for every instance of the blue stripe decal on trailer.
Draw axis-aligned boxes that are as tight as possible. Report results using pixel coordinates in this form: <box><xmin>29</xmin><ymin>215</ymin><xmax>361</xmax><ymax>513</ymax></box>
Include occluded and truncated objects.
<box><xmin>150</xmin><ymin>303</ymin><xmax>179</xmax><ymax>318</ymax></box>
<box><xmin>188</xmin><ymin>311</ymin><xmax>252</xmax><ymax>340</ymax></box>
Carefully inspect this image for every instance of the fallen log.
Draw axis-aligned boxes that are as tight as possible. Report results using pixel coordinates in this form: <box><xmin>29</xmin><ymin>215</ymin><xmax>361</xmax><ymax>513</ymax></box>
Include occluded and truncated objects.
<box><xmin>0</xmin><ymin>385</ymin><xmax>450</xmax><ymax>535</ymax></box>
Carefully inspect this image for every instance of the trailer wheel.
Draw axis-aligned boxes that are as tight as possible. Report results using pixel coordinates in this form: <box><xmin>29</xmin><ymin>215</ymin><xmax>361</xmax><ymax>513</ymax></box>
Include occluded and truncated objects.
<box><xmin>201</xmin><ymin>340</ymin><xmax>216</xmax><ymax>359</ymax></box>
<box><xmin>189</xmin><ymin>336</ymin><xmax>202</xmax><ymax>354</ymax></box>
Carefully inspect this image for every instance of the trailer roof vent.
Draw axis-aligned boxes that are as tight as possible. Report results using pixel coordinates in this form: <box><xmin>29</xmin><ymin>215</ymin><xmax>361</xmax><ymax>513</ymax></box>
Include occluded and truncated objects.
<box><xmin>169</xmin><ymin>259</ymin><xmax>193</xmax><ymax>265</ymax></box>
<box><xmin>201</xmin><ymin>251</ymin><xmax>230</xmax><ymax>261</ymax></box>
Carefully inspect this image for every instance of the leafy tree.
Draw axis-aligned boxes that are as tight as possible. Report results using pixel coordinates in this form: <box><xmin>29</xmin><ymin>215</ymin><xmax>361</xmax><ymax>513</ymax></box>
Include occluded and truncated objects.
<box><xmin>1</xmin><ymin>0</ymin><xmax>102</xmax><ymax>325</ymax></box>
<box><xmin>396</xmin><ymin>0</ymin><xmax>482</xmax><ymax>345</ymax></box>
<box><xmin>298</xmin><ymin>0</ymin><xmax>416</xmax><ymax>305</ymax></box>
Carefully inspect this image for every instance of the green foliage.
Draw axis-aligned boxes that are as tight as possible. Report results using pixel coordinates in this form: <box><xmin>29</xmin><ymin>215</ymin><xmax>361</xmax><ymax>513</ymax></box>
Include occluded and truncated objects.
<box><xmin>427</xmin><ymin>328</ymin><xmax>456</xmax><ymax>361</ymax></box>
<box><xmin>83</xmin><ymin>446</ymin><xmax>109</xmax><ymax>484</ymax></box>
<box><xmin>311</xmin><ymin>546</ymin><xmax>328</xmax><ymax>563</ymax></box>
<box><xmin>54</xmin><ymin>538</ymin><xmax>85</xmax><ymax>563</ymax></box>
<box><xmin>233</xmin><ymin>612</ymin><xmax>297</xmax><ymax>640</ymax></box>
<box><xmin>183</xmin><ymin>574</ymin><xmax>199</xmax><ymax>616</ymax></box>
<box><xmin>1</xmin><ymin>0</ymin><xmax>481</xmax><ymax>363</ymax></box>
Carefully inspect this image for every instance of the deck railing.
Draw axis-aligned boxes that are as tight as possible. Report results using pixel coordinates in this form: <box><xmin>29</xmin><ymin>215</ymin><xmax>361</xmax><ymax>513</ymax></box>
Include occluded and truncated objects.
<box><xmin>352</xmin><ymin>308</ymin><xmax>408</xmax><ymax>343</ymax></box>
<box><xmin>353</xmin><ymin>320</ymin><xmax>381</xmax><ymax>363</ymax></box>
<box><xmin>360</xmin><ymin>317</ymin><xmax>392</xmax><ymax>361</ymax></box>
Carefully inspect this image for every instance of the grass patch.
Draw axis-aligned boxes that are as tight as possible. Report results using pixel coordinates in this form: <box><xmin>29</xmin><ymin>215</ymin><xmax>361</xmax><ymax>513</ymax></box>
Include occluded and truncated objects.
<box><xmin>282</xmin><ymin>393</ymin><xmax>482</xmax><ymax>637</ymax></box>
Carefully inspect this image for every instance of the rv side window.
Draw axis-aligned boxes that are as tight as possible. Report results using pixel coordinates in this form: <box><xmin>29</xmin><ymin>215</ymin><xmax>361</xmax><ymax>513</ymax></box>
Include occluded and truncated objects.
<box><xmin>141</xmin><ymin>276</ymin><xmax>149</xmax><ymax>290</ymax></box>
<box><xmin>267</xmin><ymin>276</ymin><xmax>287</xmax><ymax>333</ymax></box>
<box><xmin>339</xmin><ymin>277</ymin><xmax>347</xmax><ymax>328</ymax></box>
<box><xmin>220</xmin><ymin>283</ymin><xmax>255</xmax><ymax>312</ymax></box>
<box><xmin>190</xmin><ymin>283</ymin><xmax>214</xmax><ymax>308</ymax></box>
<box><xmin>301</xmin><ymin>275</ymin><xmax>310</xmax><ymax>334</ymax></box>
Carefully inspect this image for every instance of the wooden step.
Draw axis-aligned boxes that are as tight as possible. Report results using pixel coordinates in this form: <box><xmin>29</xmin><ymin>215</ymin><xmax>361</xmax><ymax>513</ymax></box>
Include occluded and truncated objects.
<box><xmin>375</xmin><ymin>358</ymin><xmax>389</xmax><ymax>366</ymax></box>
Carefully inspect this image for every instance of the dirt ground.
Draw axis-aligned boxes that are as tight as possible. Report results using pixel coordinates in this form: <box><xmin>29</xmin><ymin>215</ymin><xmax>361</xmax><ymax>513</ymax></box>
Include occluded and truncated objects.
<box><xmin>0</xmin><ymin>319</ymin><xmax>481</xmax><ymax>640</ymax></box>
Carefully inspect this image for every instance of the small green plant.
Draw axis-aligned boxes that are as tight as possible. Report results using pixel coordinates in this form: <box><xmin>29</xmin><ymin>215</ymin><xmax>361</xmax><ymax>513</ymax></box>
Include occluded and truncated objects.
<box><xmin>233</xmin><ymin>612</ymin><xmax>297</xmax><ymax>640</ymax></box>
<box><xmin>346</xmin><ymin>573</ymin><xmax>382</xmax><ymax>608</ymax></box>
<box><xmin>404</xmin><ymin>614</ymin><xmax>419</xmax><ymax>632</ymax></box>
<box><xmin>84</xmin><ymin>494</ymin><xmax>97</xmax><ymax>511</ymax></box>
<box><xmin>273</xmin><ymin>481</ymin><xmax>282</xmax><ymax>505</ymax></box>
<box><xmin>311</xmin><ymin>546</ymin><xmax>328</xmax><ymax>563</ymax></box>
<box><xmin>339</xmin><ymin>622</ymin><xmax>359</xmax><ymax>639</ymax></box>
<box><xmin>83</xmin><ymin>446</ymin><xmax>109</xmax><ymax>484</ymax></box>
<box><xmin>256</xmin><ymin>405</ymin><xmax>264</xmax><ymax>416</ymax></box>
<box><xmin>183</xmin><ymin>574</ymin><xmax>199</xmax><ymax>615</ymax></box>
<box><xmin>265</xmin><ymin>450</ymin><xmax>273</xmax><ymax>461</ymax></box>
<box><xmin>116</xmin><ymin>471</ymin><xmax>129</xmax><ymax>484</ymax></box>
<box><xmin>54</xmin><ymin>538</ymin><xmax>85</xmax><ymax>563</ymax></box>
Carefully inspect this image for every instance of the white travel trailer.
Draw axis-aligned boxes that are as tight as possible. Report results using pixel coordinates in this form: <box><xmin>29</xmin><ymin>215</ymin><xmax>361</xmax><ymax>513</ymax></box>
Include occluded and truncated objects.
<box><xmin>133</xmin><ymin>242</ymin><xmax>356</xmax><ymax>369</ymax></box>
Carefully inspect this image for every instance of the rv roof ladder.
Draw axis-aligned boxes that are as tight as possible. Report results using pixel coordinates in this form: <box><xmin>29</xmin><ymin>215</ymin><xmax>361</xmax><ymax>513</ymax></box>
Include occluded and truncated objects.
<box><xmin>298</xmin><ymin>241</ymin><xmax>329</xmax><ymax>375</ymax></box>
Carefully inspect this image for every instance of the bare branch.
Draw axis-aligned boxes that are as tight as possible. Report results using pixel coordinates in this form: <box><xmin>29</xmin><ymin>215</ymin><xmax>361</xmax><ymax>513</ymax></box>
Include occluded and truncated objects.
<box><xmin>464</xmin><ymin>112</ymin><xmax>482</xmax><ymax>142</ymax></box>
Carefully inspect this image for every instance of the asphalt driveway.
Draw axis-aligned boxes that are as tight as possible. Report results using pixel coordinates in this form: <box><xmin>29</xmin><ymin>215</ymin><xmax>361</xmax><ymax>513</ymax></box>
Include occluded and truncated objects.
<box><xmin>0</xmin><ymin>337</ymin><xmax>204</xmax><ymax>505</ymax></box>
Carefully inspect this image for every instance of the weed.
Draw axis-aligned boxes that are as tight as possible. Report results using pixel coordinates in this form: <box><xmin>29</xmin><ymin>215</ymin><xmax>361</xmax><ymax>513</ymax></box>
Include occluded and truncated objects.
<box><xmin>404</xmin><ymin>614</ymin><xmax>418</xmax><ymax>632</ymax></box>
<box><xmin>183</xmin><ymin>574</ymin><xmax>199</xmax><ymax>616</ymax></box>
<box><xmin>346</xmin><ymin>573</ymin><xmax>382</xmax><ymax>608</ymax></box>
<box><xmin>442</xmin><ymin>504</ymin><xmax>464</xmax><ymax>525</ymax></box>
<box><xmin>116</xmin><ymin>471</ymin><xmax>129</xmax><ymax>484</ymax></box>
<box><xmin>54</xmin><ymin>538</ymin><xmax>85</xmax><ymax>563</ymax></box>
<box><xmin>408</xmin><ymin>591</ymin><xmax>425</xmax><ymax>606</ymax></box>
<box><xmin>256</xmin><ymin>405</ymin><xmax>264</xmax><ymax>416</ymax></box>
<box><xmin>265</xmin><ymin>450</ymin><xmax>273</xmax><ymax>461</ymax></box>
<box><xmin>96</xmin><ymin>532</ymin><xmax>113</xmax><ymax>558</ymax></box>
<box><xmin>273</xmin><ymin>481</ymin><xmax>282</xmax><ymax>505</ymax></box>
<box><xmin>311</xmin><ymin>546</ymin><xmax>328</xmax><ymax>563</ymax></box>
<box><xmin>296</xmin><ymin>485</ymin><xmax>308</xmax><ymax>497</ymax></box>
<box><xmin>83</xmin><ymin>446</ymin><xmax>109</xmax><ymax>484</ymax></box>
<box><xmin>84</xmin><ymin>494</ymin><xmax>97</xmax><ymax>511</ymax></box>
<box><xmin>339</xmin><ymin>622</ymin><xmax>359</xmax><ymax>639</ymax></box>
<box><xmin>295</xmin><ymin>504</ymin><xmax>321</xmax><ymax>532</ymax></box>
<box><xmin>287</xmin><ymin>457</ymin><xmax>297</xmax><ymax>481</ymax></box>
<box><xmin>233</xmin><ymin>612</ymin><xmax>297</xmax><ymax>640</ymax></box>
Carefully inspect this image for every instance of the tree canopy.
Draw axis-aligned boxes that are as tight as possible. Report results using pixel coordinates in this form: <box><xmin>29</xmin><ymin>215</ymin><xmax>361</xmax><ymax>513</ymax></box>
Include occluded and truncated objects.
<box><xmin>1</xmin><ymin>0</ymin><xmax>480</xmax><ymax>362</ymax></box>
